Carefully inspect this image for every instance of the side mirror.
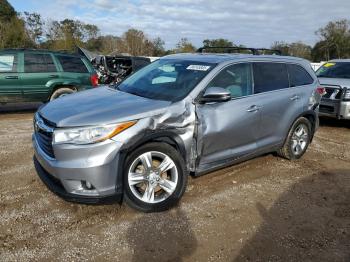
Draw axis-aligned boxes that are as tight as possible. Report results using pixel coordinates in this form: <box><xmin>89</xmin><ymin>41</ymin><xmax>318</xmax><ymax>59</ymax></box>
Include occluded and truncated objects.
<box><xmin>199</xmin><ymin>87</ymin><xmax>231</xmax><ymax>103</ymax></box>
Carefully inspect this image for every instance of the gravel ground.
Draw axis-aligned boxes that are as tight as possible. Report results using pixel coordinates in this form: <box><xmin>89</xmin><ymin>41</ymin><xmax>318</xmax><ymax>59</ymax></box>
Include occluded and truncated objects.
<box><xmin>0</xmin><ymin>104</ymin><xmax>349</xmax><ymax>261</ymax></box>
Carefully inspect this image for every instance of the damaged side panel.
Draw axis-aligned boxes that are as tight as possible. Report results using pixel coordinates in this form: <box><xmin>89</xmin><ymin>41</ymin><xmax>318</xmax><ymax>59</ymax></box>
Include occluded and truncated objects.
<box><xmin>195</xmin><ymin>96</ymin><xmax>261</xmax><ymax>173</ymax></box>
<box><xmin>111</xmin><ymin>100</ymin><xmax>198</xmax><ymax>172</ymax></box>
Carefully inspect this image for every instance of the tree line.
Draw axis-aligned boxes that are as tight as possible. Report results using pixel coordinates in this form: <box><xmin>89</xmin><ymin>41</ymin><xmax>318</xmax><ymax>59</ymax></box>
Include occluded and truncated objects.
<box><xmin>1</xmin><ymin>0</ymin><xmax>349</xmax><ymax>61</ymax></box>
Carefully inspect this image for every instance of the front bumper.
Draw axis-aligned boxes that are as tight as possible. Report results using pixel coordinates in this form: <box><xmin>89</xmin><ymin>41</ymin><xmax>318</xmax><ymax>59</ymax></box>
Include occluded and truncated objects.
<box><xmin>319</xmin><ymin>99</ymin><xmax>350</xmax><ymax>119</ymax></box>
<box><xmin>32</xmin><ymin>134</ymin><xmax>124</xmax><ymax>204</ymax></box>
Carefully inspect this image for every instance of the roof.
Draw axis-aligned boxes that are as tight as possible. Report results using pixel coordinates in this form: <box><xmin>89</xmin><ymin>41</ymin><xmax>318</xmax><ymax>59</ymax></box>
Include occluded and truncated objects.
<box><xmin>161</xmin><ymin>53</ymin><xmax>307</xmax><ymax>64</ymax></box>
<box><xmin>0</xmin><ymin>48</ymin><xmax>82</xmax><ymax>57</ymax></box>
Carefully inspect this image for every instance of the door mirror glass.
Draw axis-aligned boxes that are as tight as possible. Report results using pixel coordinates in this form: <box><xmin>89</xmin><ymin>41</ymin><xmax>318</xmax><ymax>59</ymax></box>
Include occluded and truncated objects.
<box><xmin>200</xmin><ymin>87</ymin><xmax>231</xmax><ymax>103</ymax></box>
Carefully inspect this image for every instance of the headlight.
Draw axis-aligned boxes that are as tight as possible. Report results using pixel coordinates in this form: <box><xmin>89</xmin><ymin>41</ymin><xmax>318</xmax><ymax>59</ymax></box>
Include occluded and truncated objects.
<box><xmin>344</xmin><ymin>88</ymin><xmax>350</xmax><ymax>100</ymax></box>
<box><xmin>53</xmin><ymin>121</ymin><xmax>137</xmax><ymax>145</ymax></box>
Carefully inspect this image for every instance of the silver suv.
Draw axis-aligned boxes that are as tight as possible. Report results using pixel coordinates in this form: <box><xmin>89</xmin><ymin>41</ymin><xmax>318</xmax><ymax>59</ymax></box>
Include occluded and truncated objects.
<box><xmin>316</xmin><ymin>59</ymin><xmax>350</xmax><ymax>119</ymax></box>
<box><xmin>33</xmin><ymin>49</ymin><xmax>323</xmax><ymax>212</ymax></box>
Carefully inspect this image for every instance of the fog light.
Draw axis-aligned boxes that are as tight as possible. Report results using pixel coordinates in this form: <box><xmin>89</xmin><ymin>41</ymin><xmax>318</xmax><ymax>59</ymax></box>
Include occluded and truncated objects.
<box><xmin>82</xmin><ymin>180</ymin><xmax>94</xmax><ymax>190</ymax></box>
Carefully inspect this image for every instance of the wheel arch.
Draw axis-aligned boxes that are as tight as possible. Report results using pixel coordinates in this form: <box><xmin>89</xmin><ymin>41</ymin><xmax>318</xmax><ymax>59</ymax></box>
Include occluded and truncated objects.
<box><xmin>115</xmin><ymin>131</ymin><xmax>189</xmax><ymax>207</ymax></box>
<box><xmin>47</xmin><ymin>84</ymin><xmax>77</xmax><ymax>101</ymax></box>
<box><xmin>121</xmin><ymin>131</ymin><xmax>187</xmax><ymax>164</ymax></box>
<box><xmin>284</xmin><ymin>110</ymin><xmax>317</xmax><ymax>144</ymax></box>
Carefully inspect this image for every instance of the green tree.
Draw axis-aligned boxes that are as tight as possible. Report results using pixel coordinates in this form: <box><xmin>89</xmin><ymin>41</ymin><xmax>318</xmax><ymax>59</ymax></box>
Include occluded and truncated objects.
<box><xmin>23</xmin><ymin>12</ymin><xmax>44</xmax><ymax>46</ymax></box>
<box><xmin>0</xmin><ymin>0</ymin><xmax>16</xmax><ymax>22</ymax></box>
<box><xmin>175</xmin><ymin>38</ymin><xmax>196</xmax><ymax>53</ymax></box>
<box><xmin>289</xmin><ymin>42</ymin><xmax>312</xmax><ymax>60</ymax></box>
<box><xmin>271</xmin><ymin>41</ymin><xmax>312</xmax><ymax>60</ymax></box>
<box><xmin>202</xmin><ymin>38</ymin><xmax>234</xmax><ymax>52</ymax></box>
<box><xmin>121</xmin><ymin>28</ymin><xmax>148</xmax><ymax>55</ymax></box>
<box><xmin>46</xmin><ymin>19</ymin><xmax>100</xmax><ymax>51</ymax></box>
<box><xmin>151</xmin><ymin>37</ymin><xmax>165</xmax><ymax>56</ymax></box>
<box><xmin>0</xmin><ymin>0</ymin><xmax>32</xmax><ymax>48</ymax></box>
<box><xmin>271</xmin><ymin>41</ymin><xmax>290</xmax><ymax>56</ymax></box>
<box><xmin>313</xmin><ymin>19</ymin><xmax>350</xmax><ymax>61</ymax></box>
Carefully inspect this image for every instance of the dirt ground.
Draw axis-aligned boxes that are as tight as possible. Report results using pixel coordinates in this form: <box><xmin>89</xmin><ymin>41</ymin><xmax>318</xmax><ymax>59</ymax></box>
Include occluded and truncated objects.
<box><xmin>0</xmin><ymin>103</ymin><xmax>349</xmax><ymax>262</ymax></box>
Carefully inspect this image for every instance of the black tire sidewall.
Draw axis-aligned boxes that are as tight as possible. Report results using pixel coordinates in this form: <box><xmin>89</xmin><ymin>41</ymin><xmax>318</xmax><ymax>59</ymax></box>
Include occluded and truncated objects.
<box><xmin>123</xmin><ymin>142</ymin><xmax>187</xmax><ymax>212</ymax></box>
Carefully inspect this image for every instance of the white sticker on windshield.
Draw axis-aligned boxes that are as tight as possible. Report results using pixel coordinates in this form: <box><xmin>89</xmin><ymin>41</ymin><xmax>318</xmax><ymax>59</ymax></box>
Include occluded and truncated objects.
<box><xmin>186</xmin><ymin>65</ymin><xmax>210</xmax><ymax>71</ymax></box>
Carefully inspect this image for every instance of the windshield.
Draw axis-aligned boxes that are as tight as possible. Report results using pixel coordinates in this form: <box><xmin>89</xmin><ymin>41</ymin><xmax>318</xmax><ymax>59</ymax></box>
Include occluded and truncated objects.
<box><xmin>118</xmin><ymin>59</ymin><xmax>215</xmax><ymax>101</ymax></box>
<box><xmin>316</xmin><ymin>62</ymin><xmax>350</xmax><ymax>79</ymax></box>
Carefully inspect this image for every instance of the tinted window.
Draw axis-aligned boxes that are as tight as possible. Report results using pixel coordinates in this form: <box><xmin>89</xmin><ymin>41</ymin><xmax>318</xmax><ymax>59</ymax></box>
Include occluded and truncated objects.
<box><xmin>24</xmin><ymin>53</ymin><xmax>56</xmax><ymax>73</ymax></box>
<box><xmin>118</xmin><ymin>59</ymin><xmax>214</xmax><ymax>102</ymax></box>
<box><xmin>288</xmin><ymin>64</ymin><xmax>314</xmax><ymax>87</ymax></box>
<box><xmin>0</xmin><ymin>54</ymin><xmax>17</xmax><ymax>72</ymax></box>
<box><xmin>316</xmin><ymin>62</ymin><xmax>350</xmax><ymax>79</ymax></box>
<box><xmin>56</xmin><ymin>55</ymin><xmax>88</xmax><ymax>73</ymax></box>
<box><xmin>207</xmin><ymin>63</ymin><xmax>252</xmax><ymax>98</ymax></box>
<box><xmin>253</xmin><ymin>62</ymin><xmax>289</xmax><ymax>94</ymax></box>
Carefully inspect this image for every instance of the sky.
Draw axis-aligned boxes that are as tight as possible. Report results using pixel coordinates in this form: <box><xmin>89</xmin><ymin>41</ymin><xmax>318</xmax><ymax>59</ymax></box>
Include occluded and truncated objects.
<box><xmin>9</xmin><ymin>0</ymin><xmax>350</xmax><ymax>49</ymax></box>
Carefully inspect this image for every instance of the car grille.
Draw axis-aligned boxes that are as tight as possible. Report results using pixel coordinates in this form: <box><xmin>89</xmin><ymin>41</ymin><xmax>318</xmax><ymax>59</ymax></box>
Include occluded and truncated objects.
<box><xmin>319</xmin><ymin>104</ymin><xmax>335</xmax><ymax>114</ymax></box>
<box><xmin>34</xmin><ymin>114</ymin><xmax>55</xmax><ymax>158</ymax></box>
<box><xmin>322</xmin><ymin>86</ymin><xmax>342</xmax><ymax>100</ymax></box>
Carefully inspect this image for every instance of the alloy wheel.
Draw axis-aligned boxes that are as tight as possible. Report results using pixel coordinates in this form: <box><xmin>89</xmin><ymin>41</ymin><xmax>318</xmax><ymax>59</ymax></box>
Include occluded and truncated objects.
<box><xmin>128</xmin><ymin>151</ymin><xmax>178</xmax><ymax>204</ymax></box>
<box><xmin>291</xmin><ymin>124</ymin><xmax>309</xmax><ymax>155</ymax></box>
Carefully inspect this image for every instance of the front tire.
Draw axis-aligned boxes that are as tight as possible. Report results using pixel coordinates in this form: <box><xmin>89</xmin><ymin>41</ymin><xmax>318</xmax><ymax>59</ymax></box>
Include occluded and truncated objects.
<box><xmin>278</xmin><ymin>117</ymin><xmax>312</xmax><ymax>160</ymax></box>
<box><xmin>123</xmin><ymin>142</ymin><xmax>187</xmax><ymax>212</ymax></box>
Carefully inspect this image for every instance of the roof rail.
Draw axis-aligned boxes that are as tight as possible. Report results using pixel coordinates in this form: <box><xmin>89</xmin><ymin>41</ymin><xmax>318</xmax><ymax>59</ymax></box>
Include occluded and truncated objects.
<box><xmin>196</xmin><ymin>46</ymin><xmax>281</xmax><ymax>55</ymax></box>
<box><xmin>1</xmin><ymin>48</ymin><xmax>80</xmax><ymax>55</ymax></box>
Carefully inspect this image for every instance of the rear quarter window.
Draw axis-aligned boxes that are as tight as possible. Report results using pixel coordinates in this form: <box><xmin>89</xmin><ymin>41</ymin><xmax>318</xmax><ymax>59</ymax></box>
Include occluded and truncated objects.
<box><xmin>253</xmin><ymin>62</ymin><xmax>289</xmax><ymax>94</ymax></box>
<box><xmin>56</xmin><ymin>55</ymin><xmax>88</xmax><ymax>73</ymax></box>
<box><xmin>24</xmin><ymin>53</ymin><xmax>56</xmax><ymax>73</ymax></box>
<box><xmin>0</xmin><ymin>54</ymin><xmax>17</xmax><ymax>72</ymax></box>
<box><xmin>287</xmin><ymin>64</ymin><xmax>314</xmax><ymax>87</ymax></box>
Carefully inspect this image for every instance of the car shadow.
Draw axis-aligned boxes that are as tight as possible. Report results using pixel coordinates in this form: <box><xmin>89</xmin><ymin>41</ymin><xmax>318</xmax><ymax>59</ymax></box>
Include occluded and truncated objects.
<box><xmin>319</xmin><ymin>117</ymin><xmax>350</xmax><ymax>128</ymax></box>
<box><xmin>235</xmin><ymin>169</ymin><xmax>350</xmax><ymax>262</ymax></box>
<box><xmin>126</xmin><ymin>208</ymin><xmax>197</xmax><ymax>262</ymax></box>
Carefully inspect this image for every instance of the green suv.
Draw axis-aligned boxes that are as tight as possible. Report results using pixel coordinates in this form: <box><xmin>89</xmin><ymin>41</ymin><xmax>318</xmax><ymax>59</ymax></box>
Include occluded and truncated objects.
<box><xmin>0</xmin><ymin>49</ymin><xmax>98</xmax><ymax>103</ymax></box>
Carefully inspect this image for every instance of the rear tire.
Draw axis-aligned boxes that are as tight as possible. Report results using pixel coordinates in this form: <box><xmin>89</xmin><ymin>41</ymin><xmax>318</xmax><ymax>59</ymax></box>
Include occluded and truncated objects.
<box><xmin>49</xmin><ymin>87</ymin><xmax>75</xmax><ymax>101</ymax></box>
<box><xmin>123</xmin><ymin>142</ymin><xmax>187</xmax><ymax>212</ymax></box>
<box><xmin>278</xmin><ymin>117</ymin><xmax>312</xmax><ymax>160</ymax></box>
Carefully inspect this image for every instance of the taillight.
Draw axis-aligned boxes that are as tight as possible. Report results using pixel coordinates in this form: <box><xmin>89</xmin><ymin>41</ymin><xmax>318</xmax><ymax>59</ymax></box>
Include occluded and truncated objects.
<box><xmin>316</xmin><ymin>86</ymin><xmax>326</xmax><ymax>96</ymax></box>
<box><xmin>90</xmin><ymin>74</ymin><xmax>98</xmax><ymax>87</ymax></box>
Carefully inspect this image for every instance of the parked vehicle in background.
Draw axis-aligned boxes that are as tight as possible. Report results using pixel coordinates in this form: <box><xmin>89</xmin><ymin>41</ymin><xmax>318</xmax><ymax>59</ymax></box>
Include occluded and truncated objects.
<box><xmin>33</xmin><ymin>47</ymin><xmax>323</xmax><ymax>212</ymax></box>
<box><xmin>0</xmin><ymin>49</ymin><xmax>98</xmax><ymax>104</ymax></box>
<box><xmin>316</xmin><ymin>60</ymin><xmax>350</xmax><ymax>119</ymax></box>
<box><xmin>78</xmin><ymin>47</ymin><xmax>152</xmax><ymax>85</ymax></box>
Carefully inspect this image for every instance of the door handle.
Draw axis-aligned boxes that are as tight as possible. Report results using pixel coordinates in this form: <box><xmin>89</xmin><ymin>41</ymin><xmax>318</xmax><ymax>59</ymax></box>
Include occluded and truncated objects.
<box><xmin>49</xmin><ymin>75</ymin><xmax>58</xmax><ymax>78</ymax></box>
<box><xmin>290</xmin><ymin>95</ymin><xmax>300</xmax><ymax>101</ymax></box>
<box><xmin>5</xmin><ymin>75</ymin><xmax>18</xmax><ymax>79</ymax></box>
<box><xmin>246</xmin><ymin>105</ymin><xmax>261</xmax><ymax>112</ymax></box>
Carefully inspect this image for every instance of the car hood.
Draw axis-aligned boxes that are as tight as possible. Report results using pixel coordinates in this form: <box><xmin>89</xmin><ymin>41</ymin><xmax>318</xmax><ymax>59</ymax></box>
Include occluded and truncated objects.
<box><xmin>318</xmin><ymin>77</ymin><xmax>350</xmax><ymax>89</ymax></box>
<box><xmin>39</xmin><ymin>86</ymin><xmax>172</xmax><ymax>127</ymax></box>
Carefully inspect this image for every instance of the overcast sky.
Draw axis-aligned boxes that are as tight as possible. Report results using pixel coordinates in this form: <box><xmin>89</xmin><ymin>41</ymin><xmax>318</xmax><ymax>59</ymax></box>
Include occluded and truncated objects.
<box><xmin>9</xmin><ymin>0</ymin><xmax>350</xmax><ymax>49</ymax></box>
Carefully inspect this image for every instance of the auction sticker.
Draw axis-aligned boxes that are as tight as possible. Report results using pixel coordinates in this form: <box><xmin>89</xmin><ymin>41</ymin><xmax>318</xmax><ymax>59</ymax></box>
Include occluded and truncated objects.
<box><xmin>187</xmin><ymin>65</ymin><xmax>211</xmax><ymax>71</ymax></box>
<box><xmin>324</xmin><ymin>63</ymin><xmax>335</xmax><ymax>68</ymax></box>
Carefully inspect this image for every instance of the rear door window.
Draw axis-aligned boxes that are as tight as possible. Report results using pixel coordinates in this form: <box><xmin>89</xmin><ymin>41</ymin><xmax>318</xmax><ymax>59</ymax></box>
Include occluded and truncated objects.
<box><xmin>24</xmin><ymin>53</ymin><xmax>57</xmax><ymax>73</ymax></box>
<box><xmin>287</xmin><ymin>64</ymin><xmax>314</xmax><ymax>87</ymax></box>
<box><xmin>253</xmin><ymin>62</ymin><xmax>289</xmax><ymax>94</ymax></box>
<box><xmin>56</xmin><ymin>55</ymin><xmax>88</xmax><ymax>73</ymax></box>
<box><xmin>0</xmin><ymin>54</ymin><xmax>17</xmax><ymax>72</ymax></box>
